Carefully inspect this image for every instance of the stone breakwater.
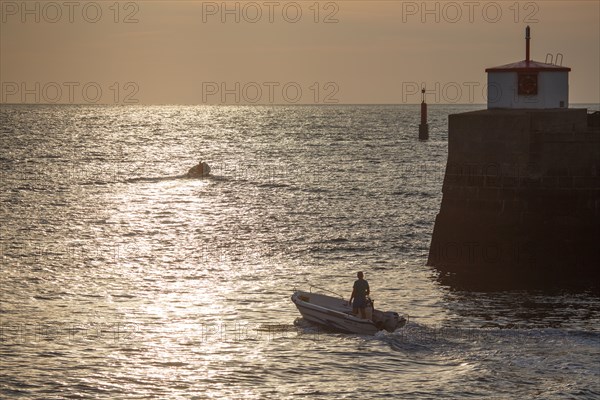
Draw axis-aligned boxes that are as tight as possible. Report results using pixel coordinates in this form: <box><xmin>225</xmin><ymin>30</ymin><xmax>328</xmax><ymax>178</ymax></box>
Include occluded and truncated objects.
<box><xmin>428</xmin><ymin>108</ymin><xmax>600</xmax><ymax>289</ymax></box>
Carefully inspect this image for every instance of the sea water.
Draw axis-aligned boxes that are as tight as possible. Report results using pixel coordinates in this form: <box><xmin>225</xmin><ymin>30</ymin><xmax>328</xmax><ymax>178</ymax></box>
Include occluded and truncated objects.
<box><xmin>1</xmin><ymin>104</ymin><xmax>599</xmax><ymax>399</ymax></box>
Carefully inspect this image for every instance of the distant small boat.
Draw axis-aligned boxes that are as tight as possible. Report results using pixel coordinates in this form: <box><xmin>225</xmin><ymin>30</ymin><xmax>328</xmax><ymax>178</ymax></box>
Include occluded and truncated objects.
<box><xmin>291</xmin><ymin>287</ymin><xmax>406</xmax><ymax>335</ymax></box>
<box><xmin>186</xmin><ymin>161</ymin><xmax>210</xmax><ymax>178</ymax></box>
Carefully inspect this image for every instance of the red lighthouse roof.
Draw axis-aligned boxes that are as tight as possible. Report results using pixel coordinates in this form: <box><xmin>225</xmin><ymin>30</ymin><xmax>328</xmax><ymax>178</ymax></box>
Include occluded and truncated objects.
<box><xmin>485</xmin><ymin>26</ymin><xmax>571</xmax><ymax>73</ymax></box>
<box><xmin>486</xmin><ymin>60</ymin><xmax>571</xmax><ymax>73</ymax></box>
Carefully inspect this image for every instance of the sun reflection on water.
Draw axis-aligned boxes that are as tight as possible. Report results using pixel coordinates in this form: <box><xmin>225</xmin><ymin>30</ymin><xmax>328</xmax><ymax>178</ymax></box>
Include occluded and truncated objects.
<box><xmin>2</xmin><ymin>105</ymin><xmax>599</xmax><ymax>398</ymax></box>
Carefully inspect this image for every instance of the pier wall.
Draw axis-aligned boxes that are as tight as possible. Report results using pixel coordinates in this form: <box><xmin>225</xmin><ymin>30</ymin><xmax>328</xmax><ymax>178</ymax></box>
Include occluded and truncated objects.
<box><xmin>427</xmin><ymin>109</ymin><xmax>600</xmax><ymax>287</ymax></box>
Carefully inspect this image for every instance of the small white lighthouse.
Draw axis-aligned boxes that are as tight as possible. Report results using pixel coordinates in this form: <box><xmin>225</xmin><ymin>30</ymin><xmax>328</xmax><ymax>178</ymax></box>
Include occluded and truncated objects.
<box><xmin>486</xmin><ymin>26</ymin><xmax>571</xmax><ymax>109</ymax></box>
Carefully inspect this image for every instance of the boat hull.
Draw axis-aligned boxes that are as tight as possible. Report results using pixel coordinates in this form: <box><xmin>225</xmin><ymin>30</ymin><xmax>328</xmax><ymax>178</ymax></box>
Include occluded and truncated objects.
<box><xmin>291</xmin><ymin>290</ymin><xmax>405</xmax><ymax>335</ymax></box>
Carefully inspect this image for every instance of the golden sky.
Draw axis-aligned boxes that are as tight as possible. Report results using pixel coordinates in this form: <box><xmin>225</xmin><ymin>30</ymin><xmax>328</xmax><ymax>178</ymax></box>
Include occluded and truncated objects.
<box><xmin>1</xmin><ymin>0</ymin><xmax>598</xmax><ymax>104</ymax></box>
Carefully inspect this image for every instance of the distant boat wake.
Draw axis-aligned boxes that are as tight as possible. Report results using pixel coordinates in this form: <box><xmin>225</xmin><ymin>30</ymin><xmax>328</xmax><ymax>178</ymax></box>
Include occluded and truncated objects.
<box><xmin>124</xmin><ymin>174</ymin><xmax>189</xmax><ymax>183</ymax></box>
<box><xmin>125</xmin><ymin>161</ymin><xmax>214</xmax><ymax>183</ymax></box>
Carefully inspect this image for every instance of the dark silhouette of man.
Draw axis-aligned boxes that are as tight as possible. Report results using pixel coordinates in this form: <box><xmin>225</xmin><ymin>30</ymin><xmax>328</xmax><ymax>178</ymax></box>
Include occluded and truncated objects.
<box><xmin>349</xmin><ymin>271</ymin><xmax>370</xmax><ymax>319</ymax></box>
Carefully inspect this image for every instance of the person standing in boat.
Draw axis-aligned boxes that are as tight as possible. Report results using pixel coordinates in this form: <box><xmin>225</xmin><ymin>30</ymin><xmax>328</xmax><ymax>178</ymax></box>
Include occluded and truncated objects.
<box><xmin>349</xmin><ymin>271</ymin><xmax>370</xmax><ymax>319</ymax></box>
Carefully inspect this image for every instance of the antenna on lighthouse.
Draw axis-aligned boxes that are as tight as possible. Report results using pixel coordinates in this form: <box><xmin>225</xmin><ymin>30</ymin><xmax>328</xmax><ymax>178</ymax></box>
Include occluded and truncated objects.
<box><xmin>525</xmin><ymin>25</ymin><xmax>531</xmax><ymax>63</ymax></box>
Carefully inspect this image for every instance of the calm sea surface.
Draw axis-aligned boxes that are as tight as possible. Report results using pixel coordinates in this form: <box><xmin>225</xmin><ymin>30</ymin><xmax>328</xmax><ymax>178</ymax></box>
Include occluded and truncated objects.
<box><xmin>1</xmin><ymin>104</ymin><xmax>599</xmax><ymax>399</ymax></box>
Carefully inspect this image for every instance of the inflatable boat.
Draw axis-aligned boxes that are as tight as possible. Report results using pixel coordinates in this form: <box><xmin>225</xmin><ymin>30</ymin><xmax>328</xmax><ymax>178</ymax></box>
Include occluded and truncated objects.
<box><xmin>291</xmin><ymin>288</ymin><xmax>406</xmax><ymax>335</ymax></box>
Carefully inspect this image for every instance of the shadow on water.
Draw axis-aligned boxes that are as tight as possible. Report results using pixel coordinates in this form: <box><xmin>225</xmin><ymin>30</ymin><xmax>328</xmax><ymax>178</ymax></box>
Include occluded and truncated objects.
<box><xmin>431</xmin><ymin>270</ymin><xmax>600</xmax><ymax>331</ymax></box>
<box><xmin>434</xmin><ymin>268</ymin><xmax>600</xmax><ymax>295</ymax></box>
<box><xmin>446</xmin><ymin>291</ymin><xmax>600</xmax><ymax>329</ymax></box>
<box><xmin>426</xmin><ymin>266</ymin><xmax>600</xmax><ymax>331</ymax></box>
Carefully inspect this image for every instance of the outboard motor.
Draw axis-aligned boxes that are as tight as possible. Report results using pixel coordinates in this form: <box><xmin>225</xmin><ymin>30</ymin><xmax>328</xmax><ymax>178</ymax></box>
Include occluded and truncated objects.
<box><xmin>382</xmin><ymin>311</ymin><xmax>401</xmax><ymax>332</ymax></box>
<box><xmin>364</xmin><ymin>297</ymin><xmax>374</xmax><ymax>320</ymax></box>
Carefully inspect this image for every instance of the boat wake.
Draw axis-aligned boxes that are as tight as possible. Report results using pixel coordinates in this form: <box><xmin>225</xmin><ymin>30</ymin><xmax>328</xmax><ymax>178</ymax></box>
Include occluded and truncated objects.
<box><xmin>124</xmin><ymin>174</ymin><xmax>188</xmax><ymax>183</ymax></box>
